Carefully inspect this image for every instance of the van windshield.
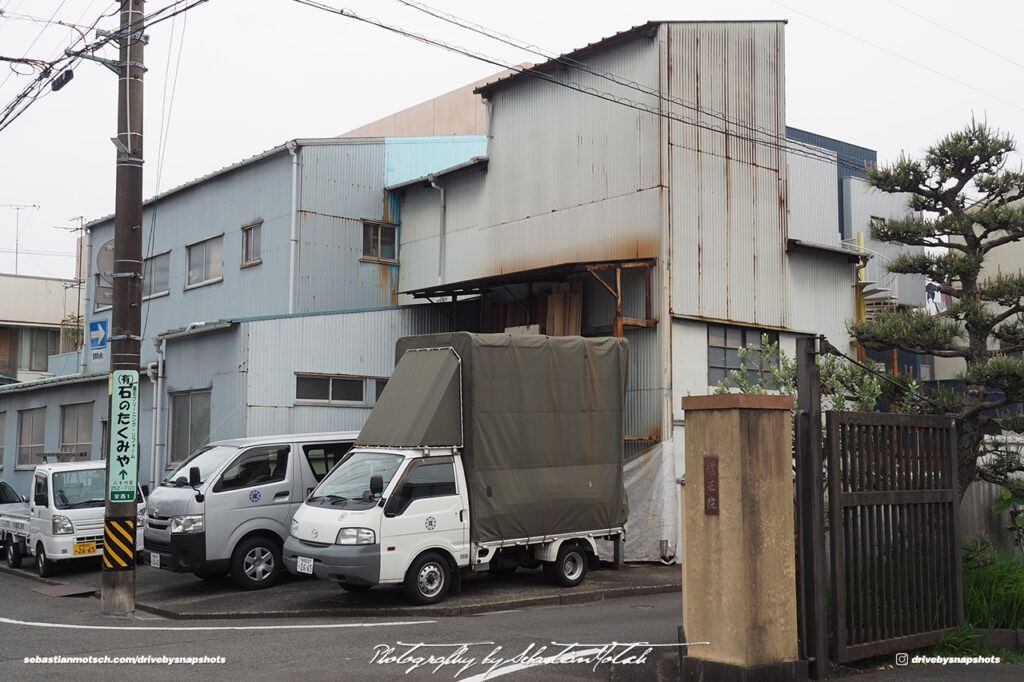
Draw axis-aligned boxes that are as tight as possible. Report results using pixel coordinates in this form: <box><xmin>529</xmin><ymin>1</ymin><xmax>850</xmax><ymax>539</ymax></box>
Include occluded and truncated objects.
<box><xmin>164</xmin><ymin>446</ymin><xmax>239</xmax><ymax>486</ymax></box>
<box><xmin>307</xmin><ymin>450</ymin><xmax>405</xmax><ymax>510</ymax></box>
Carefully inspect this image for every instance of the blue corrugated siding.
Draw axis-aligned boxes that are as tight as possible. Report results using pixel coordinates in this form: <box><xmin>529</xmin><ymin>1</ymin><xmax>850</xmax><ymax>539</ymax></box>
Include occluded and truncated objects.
<box><xmin>384</xmin><ymin>135</ymin><xmax>487</xmax><ymax>186</ymax></box>
<box><xmin>786</xmin><ymin>127</ymin><xmax>877</xmax><ymax>240</ymax></box>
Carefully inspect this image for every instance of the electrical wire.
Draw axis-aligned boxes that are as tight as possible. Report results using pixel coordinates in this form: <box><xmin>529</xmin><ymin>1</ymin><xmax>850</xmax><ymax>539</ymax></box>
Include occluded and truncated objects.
<box><xmin>293</xmin><ymin>1</ymin><xmax>870</xmax><ymax>174</ymax></box>
<box><xmin>396</xmin><ymin>0</ymin><xmax>878</xmax><ymax>175</ymax></box>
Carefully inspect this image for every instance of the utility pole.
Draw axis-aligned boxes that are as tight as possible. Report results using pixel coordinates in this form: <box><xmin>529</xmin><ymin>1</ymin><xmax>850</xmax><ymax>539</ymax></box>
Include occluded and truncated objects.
<box><xmin>102</xmin><ymin>0</ymin><xmax>145</xmax><ymax>618</ymax></box>
<box><xmin>1</xmin><ymin>204</ymin><xmax>40</xmax><ymax>274</ymax></box>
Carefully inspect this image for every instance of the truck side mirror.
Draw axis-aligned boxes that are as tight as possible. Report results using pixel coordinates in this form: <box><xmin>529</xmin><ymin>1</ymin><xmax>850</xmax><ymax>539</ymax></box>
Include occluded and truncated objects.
<box><xmin>21</xmin><ymin>494</ymin><xmax>28</xmax><ymax>503</ymax></box>
<box><xmin>189</xmin><ymin>466</ymin><xmax>201</xmax><ymax>487</ymax></box>
<box><xmin>370</xmin><ymin>475</ymin><xmax>383</xmax><ymax>496</ymax></box>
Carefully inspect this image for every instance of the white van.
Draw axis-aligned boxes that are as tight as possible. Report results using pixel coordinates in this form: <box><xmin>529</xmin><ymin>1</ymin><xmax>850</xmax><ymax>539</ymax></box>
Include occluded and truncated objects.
<box><xmin>0</xmin><ymin>461</ymin><xmax>147</xmax><ymax>577</ymax></box>
<box><xmin>143</xmin><ymin>431</ymin><xmax>357</xmax><ymax>590</ymax></box>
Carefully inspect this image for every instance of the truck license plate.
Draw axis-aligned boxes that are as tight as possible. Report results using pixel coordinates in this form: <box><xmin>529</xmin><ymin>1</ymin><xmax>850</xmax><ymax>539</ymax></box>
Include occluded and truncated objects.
<box><xmin>73</xmin><ymin>541</ymin><xmax>96</xmax><ymax>555</ymax></box>
<box><xmin>296</xmin><ymin>556</ymin><xmax>314</xmax><ymax>575</ymax></box>
<box><xmin>150</xmin><ymin>552</ymin><xmax>161</xmax><ymax>568</ymax></box>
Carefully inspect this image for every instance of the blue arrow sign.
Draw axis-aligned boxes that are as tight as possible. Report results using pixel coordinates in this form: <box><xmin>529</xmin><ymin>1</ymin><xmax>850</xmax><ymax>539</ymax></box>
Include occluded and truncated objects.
<box><xmin>89</xmin><ymin>319</ymin><xmax>108</xmax><ymax>350</ymax></box>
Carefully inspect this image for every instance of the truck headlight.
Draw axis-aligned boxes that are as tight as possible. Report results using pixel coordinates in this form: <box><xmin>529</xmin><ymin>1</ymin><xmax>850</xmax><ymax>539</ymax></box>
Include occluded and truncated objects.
<box><xmin>137</xmin><ymin>507</ymin><xmax>146</xmax><ymax>526</ymax></box>
<box><xmin>52</xmin><ymin>515</ymin><xmax>74</xmax><ymax>535</ymax></box>
<box><xmin>335</xmin><ymin>527</ymin><xmax>375</xmax><ymax>545</ymax></box>
<box><xmin>169</xmin><ymin>514</ymin><xmax>205</xmax><ymax>534</ymax></box>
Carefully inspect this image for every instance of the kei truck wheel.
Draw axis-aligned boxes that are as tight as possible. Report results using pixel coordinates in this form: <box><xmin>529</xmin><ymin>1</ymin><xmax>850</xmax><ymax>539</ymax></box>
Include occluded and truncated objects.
<box><xmin>5</xmin><ymin>536</ymin><xmax>22</xmax><ymax>569</ymax></box>
<box><xmin>35</xmin><ymin>542</ymin><xmax>55</xmax><ymax>578</ymax></box>
<box><xmin>543</xmin><ymin>543</ymin><xmax>587</xmax><ymax>587</ymax></box>
<box><xmin>404</xmin><ymin>552</ymin><xmax>450</xmax><ymax>605</ymax></box>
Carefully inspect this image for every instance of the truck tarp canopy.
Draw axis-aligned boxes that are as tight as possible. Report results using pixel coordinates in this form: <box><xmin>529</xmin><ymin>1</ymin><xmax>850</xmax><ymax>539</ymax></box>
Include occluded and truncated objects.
<box><xmin>359</xmin><ymin>332</ymin><xmax>629</xmax><ymax>544</ymax></box>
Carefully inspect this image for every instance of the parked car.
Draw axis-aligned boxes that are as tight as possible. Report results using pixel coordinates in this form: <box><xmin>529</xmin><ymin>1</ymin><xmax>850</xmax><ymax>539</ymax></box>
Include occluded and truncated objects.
<box><xmin>144</xmin><ymin>431</ymin><xmax>357</xmax><ymax>590</ymax></box>
<box><xmin>0</xmin><ymin>480</ymin><xmax>27</xmax><ymax>514</ymax></box>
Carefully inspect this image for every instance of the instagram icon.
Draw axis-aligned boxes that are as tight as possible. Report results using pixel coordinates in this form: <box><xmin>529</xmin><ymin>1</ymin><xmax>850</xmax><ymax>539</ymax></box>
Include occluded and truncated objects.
<box><xmin>896</xmin><ymin>653</ymin><xmax>909</xmax><ymax>666</ymax></box>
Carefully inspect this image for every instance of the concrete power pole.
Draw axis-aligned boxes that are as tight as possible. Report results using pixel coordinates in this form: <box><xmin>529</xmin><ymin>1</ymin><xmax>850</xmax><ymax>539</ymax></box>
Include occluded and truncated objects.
<box><xmin>102</xmin><ymin>0</ymin><xmax>145</xmax><ymax>618</ymax></box>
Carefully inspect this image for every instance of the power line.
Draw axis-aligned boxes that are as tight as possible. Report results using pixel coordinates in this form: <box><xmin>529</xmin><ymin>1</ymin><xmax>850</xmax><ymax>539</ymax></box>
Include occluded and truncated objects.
<box><xmin>294</xmin><ymin>1</ymin><xmax>871</xmax><ymax>174</ymax></box>
<box><xmin>396</xmin><ymin>0</ymin><xmax>877</xmax><ymax>175</ymax></box>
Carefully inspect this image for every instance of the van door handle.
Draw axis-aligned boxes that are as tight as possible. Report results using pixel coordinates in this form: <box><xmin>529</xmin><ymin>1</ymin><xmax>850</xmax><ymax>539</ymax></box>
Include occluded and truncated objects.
<box><xmin>459</xmin><ymin>510</ymin><xmax>465</xmax><ymax>523</ymax></box>
<box><xmin>274</xmin><ymin>491</ymin><xmax>289</xmax><ymax>500</ymax></box>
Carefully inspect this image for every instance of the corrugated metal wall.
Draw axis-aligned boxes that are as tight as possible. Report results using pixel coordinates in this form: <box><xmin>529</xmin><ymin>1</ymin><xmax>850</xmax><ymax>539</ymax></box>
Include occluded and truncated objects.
<box><xmin>786</xmin><ymin>251</ymin><xmax>856</xmax><ymax>347</ymax></box>
<box><xmin>667</xmin><ymin>21</ymin><xmax>788</xmax><ymax>328</ymax></box>
<box><xmin>384</xmin><ymin>135</ymin><xmax>487</xmax><ymax>186</ymax></box>
<box><xmin>241</xmin><ymin>307</ymin><xmax>448</xmax><ymax>435</ymax></box>
<box><xmin>787</xmin><ymin>148</ymin><xmax>841</xmax><ymax>244</ymax></box>
<box><xmin>398</xmin><ymin>32</ymin><xmax>664</xmax><ymax>294</ymax></box>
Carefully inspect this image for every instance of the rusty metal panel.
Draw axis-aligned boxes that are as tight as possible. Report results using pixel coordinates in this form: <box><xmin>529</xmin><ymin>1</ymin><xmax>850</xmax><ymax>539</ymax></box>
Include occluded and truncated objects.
<box><xmin>754</xmin><ymin>166</ymin><xmax>787</xmax><ymax>328</ymax></box>
<box><xmin>624</xmin><ymin>326</ymin><xmax>661</xmax><ymax>450</ymax></box>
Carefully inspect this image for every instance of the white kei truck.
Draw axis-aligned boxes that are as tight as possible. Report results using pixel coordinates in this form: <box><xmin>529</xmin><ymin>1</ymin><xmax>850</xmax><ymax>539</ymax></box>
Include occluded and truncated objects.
<box><xmin>0</xmin><ymin>460</ymin><xmax>146</xmax><ymax>577</ymax></box>
<box><xmin>283</xmin><ymin>332</ymin><xmax>629</xmax><ymax>604</ymax></box>
<box><xmin>142</xmin><ymin>432</ymin><xmax>358</xmax><ymax>590</ymax></box>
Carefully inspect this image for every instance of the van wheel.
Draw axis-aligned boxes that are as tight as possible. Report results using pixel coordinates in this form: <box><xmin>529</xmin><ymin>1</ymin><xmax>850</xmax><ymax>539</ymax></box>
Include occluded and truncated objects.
<box><xmin>404</xmin><ymin>552</ymin><xmax>450</xmax><ymax>605</ymax></box>
<box><xmin>543</xmin><ymin>544</ymin><xmax>587</xmax><ymax>587</ymax></box>
<box><xmin>5</xmin><ymin>537</ymin><xmax>22</xmax><ymax>569</ymax></box>
<box><xmin>36</xmin><ymin>543</ymin><xmax>55</xmax><ymax>578</ymax></box>
<box><xmin>230</xmin><ymin>537</ymin><xmax>281</xmax><ymax>590</ymax></box>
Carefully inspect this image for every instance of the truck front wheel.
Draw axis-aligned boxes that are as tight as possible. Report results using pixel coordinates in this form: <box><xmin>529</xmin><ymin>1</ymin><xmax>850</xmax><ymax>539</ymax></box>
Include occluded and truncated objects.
<box><xmin>544</xmin><ymin>544</ymin><xmax>587</xmax><ymax>587</ymax></box>
<box><xmin>5</xmin><ymin>537</ymin><xmax>22</xmax><ymax>569</ymax></box>
<box><xmin>404</xmin><ymin>552</ymin><xmax>450</xmax><ymax>605</ymax></box>
<box><xmin>35</xmin><ymin>543</ymin><xmax>55</xmax><ymax>578</ymax></box>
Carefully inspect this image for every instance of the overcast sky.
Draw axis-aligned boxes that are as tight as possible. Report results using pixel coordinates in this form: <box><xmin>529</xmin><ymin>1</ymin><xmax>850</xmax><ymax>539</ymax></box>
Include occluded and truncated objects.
<box><xmin>2</xmin><ymin>0</ymin><xmax>1022</xmax><ymax>280</ymax></box>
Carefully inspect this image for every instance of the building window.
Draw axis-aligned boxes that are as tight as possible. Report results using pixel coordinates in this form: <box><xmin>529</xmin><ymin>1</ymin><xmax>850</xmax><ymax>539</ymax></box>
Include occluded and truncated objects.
<box><xmin>362</xmin><ymin>221</ymin><xmax>397</xmax><ymax>262</ymax></box>
<box><xmin>242</xmin><ymin>221</ymin><xmax>262</xmax><ymax>267</ymax></box>
<box><xmin>186</xmin><ymin>236</ymin><xmax>223</xmax><ymax>288</ymax></box>
<box><xmin>17</xmin><ymin>407</ymin><xmax>45</xmax><ymax>467</ymax></box>
<box><xmin>143</xmin><ymin>251</ymin><xmax>170</xmax><ymax>299</ymax></box>
<box><xmin>18</xmin><ymin>328</ymin><xmax>58</xmax><ymax>372</ymax></box>
<box><xmin>295</xmin><ymin>374</ymin><xmax>388</xmax><ymax>406</ymax></box>
<box><xmin>60</xmin><ymin>402</ymin><xmax>93</xmax><ymax>461</ymax></box>
<box><xmin>169</xmin><ymin>390</ymin><xmax>211</xmax><ymax>465</ymax></box>
<box><xmin>707</xmin><ymin>324</ymin><xmax>780</xmax><ymax>387</ymax></box>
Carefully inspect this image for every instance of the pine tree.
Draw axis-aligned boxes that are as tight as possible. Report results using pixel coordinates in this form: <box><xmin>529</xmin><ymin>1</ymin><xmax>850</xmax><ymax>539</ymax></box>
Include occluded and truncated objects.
<box><xmin>850</xmin><ymin>121</ymin><xmax>1024</xmax><ymax>499</ymax></box>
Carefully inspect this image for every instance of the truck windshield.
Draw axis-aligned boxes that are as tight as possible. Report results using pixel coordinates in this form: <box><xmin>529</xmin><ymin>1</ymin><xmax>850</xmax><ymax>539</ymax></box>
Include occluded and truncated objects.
<box><xmin>163</xmin><ymin>446</ymin><xmax>239</xmax><ymax>486</ymax></box>
<box><xmin>307</xmin><ymin>450</ymin><xmax>405</xmax><ymax>510</ymax></box>
<box><xmin>52</xmin><ymin>469</ymin><xmax>106</xmax><ymax>509</ymax></box>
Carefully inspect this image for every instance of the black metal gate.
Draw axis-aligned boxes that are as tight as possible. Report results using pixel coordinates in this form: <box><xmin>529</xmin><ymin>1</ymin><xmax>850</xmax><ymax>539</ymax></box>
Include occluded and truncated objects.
<box><xmin>825</xmin><ymin>411</ymin><xmax>963</xmax><ymax>663</ymax></box>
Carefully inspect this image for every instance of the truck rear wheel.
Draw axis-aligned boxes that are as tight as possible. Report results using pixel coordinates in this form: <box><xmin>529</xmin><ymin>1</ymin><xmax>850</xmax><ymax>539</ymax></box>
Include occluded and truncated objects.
<box><xmin>404</xmin><ymin>552</ymin><xmax>450</xmax><ymax>605</ymax></box>
<box><xmin>230</xmin><ymin>536</ymin><xmax>281</xmax><ymax>590</ymax></box>
<box><xmin>5</xmin><ymin>537</ymin><xmax>22</xmax><ymax>569</ymax></box>
<box><xmin>544</xmin><ymin>543</ymin><xmax>587</xmax><ymax>587</ymax></box>
<box><xmin>35</xmin><ymin>543</ymin><xmax>55</xmax><ymax>578</ymax></box>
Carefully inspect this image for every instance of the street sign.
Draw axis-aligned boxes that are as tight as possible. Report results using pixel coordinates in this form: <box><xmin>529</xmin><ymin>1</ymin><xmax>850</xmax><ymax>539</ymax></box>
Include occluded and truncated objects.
<box><xmin>89</xmin><ymin>319</ymin><xmax>108</xmax><ymax>349</ymax></box>
<box><xmin>107</xmin><ymin>370</ymin><xmax>139</xmax><ymax>503</ymax></box>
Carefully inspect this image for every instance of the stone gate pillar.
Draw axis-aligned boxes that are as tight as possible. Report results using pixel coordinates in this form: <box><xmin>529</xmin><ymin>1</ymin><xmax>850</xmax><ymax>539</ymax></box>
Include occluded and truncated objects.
<box><xmin>679</xmin><ymin>394</ymin><xmax>807</xmax><ymax>681</ymax></box>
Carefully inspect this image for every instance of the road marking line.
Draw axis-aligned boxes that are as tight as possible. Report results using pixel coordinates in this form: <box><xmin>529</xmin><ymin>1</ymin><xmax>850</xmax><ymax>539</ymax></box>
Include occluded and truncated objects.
<box><xmin>0</xmin><ymin>616</ymin><xmax>436</xmax><ymax>631</ymax></box>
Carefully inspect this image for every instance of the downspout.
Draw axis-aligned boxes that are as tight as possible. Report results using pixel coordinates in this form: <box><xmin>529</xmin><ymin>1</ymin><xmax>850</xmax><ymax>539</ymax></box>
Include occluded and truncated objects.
<box><xmin>287</xmin><ymin>141</ymin><xmax>299</xmax><ymax>314</ymax></box>
<box><xmin>428</xmin><ymin>173</ymin><xmax>446</xmax><ymax>284</ymax></box>
<box><xmin>148</xmin><ymin>336</ymin><xmax>166</xmax><ymax>492</ymax></box>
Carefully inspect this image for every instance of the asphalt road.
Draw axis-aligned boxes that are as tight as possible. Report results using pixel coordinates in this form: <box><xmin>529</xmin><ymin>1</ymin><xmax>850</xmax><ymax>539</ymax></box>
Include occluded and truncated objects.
<box><xmin>0</xmin><ymin>566</ymin><xmax>683</xmax><ymax>681</ymax></box>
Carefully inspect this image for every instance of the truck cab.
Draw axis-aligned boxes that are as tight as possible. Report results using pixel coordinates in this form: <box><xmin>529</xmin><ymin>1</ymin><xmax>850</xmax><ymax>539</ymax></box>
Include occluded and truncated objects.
<box><xmin>143</xmin><ymin>431</ymin><xmax>357</xmax><ymax>590</ymax></box>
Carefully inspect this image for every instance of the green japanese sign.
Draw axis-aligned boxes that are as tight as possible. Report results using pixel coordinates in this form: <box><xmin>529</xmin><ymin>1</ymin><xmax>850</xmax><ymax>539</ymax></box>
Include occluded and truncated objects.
<box><xmin>107</xmin><ymin>369</ymin><xmax>139</xmax><ymax>503</ymax></box>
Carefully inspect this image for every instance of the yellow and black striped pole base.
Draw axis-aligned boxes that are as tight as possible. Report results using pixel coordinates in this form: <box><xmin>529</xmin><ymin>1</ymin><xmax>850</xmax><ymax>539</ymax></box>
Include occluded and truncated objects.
<box><xmin>102</xmin><ymin>517</ymin><xmax>136</xmax><ymax>570</ymax></box>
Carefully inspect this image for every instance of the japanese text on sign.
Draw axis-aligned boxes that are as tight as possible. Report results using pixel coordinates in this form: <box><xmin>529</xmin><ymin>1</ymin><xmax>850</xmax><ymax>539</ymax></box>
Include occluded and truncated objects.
<box><xmin>107</xmin><ymin>370</ymin><xmax>139</xmax><ymax>503</ymax></box>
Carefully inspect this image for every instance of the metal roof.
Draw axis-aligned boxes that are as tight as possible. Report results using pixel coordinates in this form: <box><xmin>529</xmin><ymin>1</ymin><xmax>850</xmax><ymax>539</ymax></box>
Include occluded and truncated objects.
<box><xmin>386</xmin><ymin>156</ymin><xmax>489</xmax><ymax>191</ymax></box>
<box><xmin>474</xmin><ymin>20</ymin><xmax>787</xmax><ymax>97</ymax></box>
<box><xmin>0</xmin><ymin>372</ymin><xmax>107</xmax><ymax>394</ymax></box>
<box><xmin>206</xmin><ymin>431</ymin><xmax>361</xmax><ymax>449</ymax></box>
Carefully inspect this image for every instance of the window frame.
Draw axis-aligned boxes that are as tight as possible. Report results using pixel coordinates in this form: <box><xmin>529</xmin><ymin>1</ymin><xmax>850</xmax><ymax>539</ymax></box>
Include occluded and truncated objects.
<box><xmin>384</xmin><ymin>457</ymin><xmax>458</xmax><ymax>517</ymax></box>
<box><xmin>59</xmin><ymin>402</ymin><xmax>93</xmax><ymax>461</ymax></box>
<box><xmin>184</xmin><ymin>235</ymin><xmax>224</xmax><ymax>290</ymax></box>
<box><xmin>294</xmin><ymin>373</ymin><xmax>389</xmax><ymax>407</ymax></box>
<box><xmin>707</xmin><ymin>324</ymin><xmax>780</xmax><ymax>388</ymax></box>
<box><xmin>17</xmin><ymin>407</ymin><xmax>46</xmax><ymax>469</ymax></box>
<box><xmin>19</xmin><ymin>328</ymin><xmax>59</xmax><ymax>372</ymax></box>
<box><xmin>142</xmin><ymin>250</ymin><xmax>171</xmax><ymax>300</ymax></box>
<box><xmin>361</xmin><ymin>220</ymin><xmax>398</xmax><ymax>263</ymax></box>
<box><xmin>241</xmin><ymin>221</ymin><xmax>262</xmax><ymax>268</ymax></box>
<box><xmin>168</xmin><ymin>389</ymin><xmax>212</xmax><ymax>467</ymax></box>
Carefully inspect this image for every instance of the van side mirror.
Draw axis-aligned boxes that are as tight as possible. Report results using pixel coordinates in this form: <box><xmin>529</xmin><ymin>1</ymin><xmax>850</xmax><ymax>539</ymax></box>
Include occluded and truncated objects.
<box><xmin>189</xmin><ymin>467</ymin><xmax>201</xmax><ymax>487</ymax></box>
<box><xmin>141</xmin><ymin>485</ymin><xmax>150</xmax><ymax>497</ymax></box>
<box><xmin>370</xmin><ymin>475</ymin><xmax>383</xmax><ymax>496</ymax></box>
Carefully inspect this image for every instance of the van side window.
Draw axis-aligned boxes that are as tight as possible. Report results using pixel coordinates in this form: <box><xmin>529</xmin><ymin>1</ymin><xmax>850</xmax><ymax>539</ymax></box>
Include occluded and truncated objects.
<box><xmin>214</xmin><ymin>446</ymin><xmax>290</xmax><ymax>492</ymax></box>
<box><xmin>386</xmin><ymin>459</ymin><xmax>456</xmax><ymax>516</ymax></box>
<box><xmin>303</xmin><ymin>442</ymin><xmax>354</xmax><ymax>483</ymax></box>
<box><xmin>33</xmin><ymin>475</ymin><xmax>48</xmax><ymax>506</ymax></box>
